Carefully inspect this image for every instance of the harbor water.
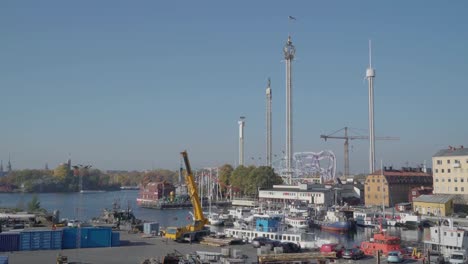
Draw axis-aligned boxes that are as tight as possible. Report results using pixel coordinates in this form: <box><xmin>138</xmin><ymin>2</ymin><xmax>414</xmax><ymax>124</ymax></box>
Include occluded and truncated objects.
<box><xmin>0</xmin><ymin>190</ymin><xmax>429</xmax><ymax>247</ymax></box>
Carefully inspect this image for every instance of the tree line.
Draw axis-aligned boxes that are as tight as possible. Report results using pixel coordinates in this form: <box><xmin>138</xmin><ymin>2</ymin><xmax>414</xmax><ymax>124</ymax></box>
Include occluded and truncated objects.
<box><xmin>0</xmin><ymin>163</ymin><xmax>283</xmax><ymax>195</ymax></box>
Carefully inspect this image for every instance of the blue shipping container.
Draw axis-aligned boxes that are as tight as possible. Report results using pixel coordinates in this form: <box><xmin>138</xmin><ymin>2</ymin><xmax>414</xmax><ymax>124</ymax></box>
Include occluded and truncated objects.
<box><xmin>0</xmin><ymin>255</ymin><xmax>8</xmax><ymax>264</ymax></box>
<box><xmin>81</xmin><ymin>227</ymin><xmax>112</xmax><ymax>248</ymax></box>
<box><xmin>20</xmin><ymin>230</ymin><xmax>63</xmax><ymax>251</ymax></box>
<box><xmin>0</xmin><ymin>233</ymin><xmax>20</xmax><ymax>252</ymax></box>
<box><xmin>62</xmin><ymin>228</ymin><xmax>77</xmax><ymax>249</ymax></box>
<box><xmin>62</xmin><ymin>227</ymin><xmax>112</xmax><ymax>249</ymax></box>
<box><xmin>111</xmin><ymin>232</ymin><xmax>120</xmax><ymax>247</ymax></box>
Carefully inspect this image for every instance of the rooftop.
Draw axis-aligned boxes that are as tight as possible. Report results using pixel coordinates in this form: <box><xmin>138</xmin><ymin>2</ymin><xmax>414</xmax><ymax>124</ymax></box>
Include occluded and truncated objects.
<box><xmin>413</xmin><ymin>194</ymin><xmax>454</xmax><ymax>204</ymax></box>
<box><xmin>370</xmin><ymin>169</ymin><xmax>431</xmax><ymax>177</ymax></box>
<box><xmin>433</xmin><ymin>147</ymin><xmax>468</xmax><ymax>157</ymax></box>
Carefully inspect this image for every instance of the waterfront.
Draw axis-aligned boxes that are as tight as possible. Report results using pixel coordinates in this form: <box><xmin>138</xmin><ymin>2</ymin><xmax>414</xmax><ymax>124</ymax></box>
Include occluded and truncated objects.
<box><xmin>0</xmin><ymin>191</ymin><xmax>429</xmax><ymax>249</ymax></box>
<box><xmin>0</xmin><ymin>190</ymin><xmax>193</xmax><ymax>228</ymax></box>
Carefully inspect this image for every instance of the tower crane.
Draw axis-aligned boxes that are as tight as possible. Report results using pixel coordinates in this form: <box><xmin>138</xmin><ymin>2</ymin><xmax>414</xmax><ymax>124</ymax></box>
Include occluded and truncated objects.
<box><xmin>320</xmin><ymin>127</ymin><xmax>399</xmax><ymax>178</ymax></box>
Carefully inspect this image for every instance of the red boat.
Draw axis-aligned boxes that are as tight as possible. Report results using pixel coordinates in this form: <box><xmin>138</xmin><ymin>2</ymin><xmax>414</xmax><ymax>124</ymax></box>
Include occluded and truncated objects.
<box><xmin>360</xmin><ymin>225</ymin><xmax>402</xmax><ymax>256</ymax></box>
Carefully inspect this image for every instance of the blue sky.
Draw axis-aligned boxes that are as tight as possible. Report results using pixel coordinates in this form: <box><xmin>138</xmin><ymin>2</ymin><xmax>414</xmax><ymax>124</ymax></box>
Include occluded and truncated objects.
<box><xmin>1</xmin><ymin>1</ymin><xmax>467</xmax><ymax>173</ymax></box>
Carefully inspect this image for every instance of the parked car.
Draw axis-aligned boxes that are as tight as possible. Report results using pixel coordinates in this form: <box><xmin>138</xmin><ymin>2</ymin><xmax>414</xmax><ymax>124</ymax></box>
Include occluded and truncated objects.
<box><xmin>251</xmin><ymin>237</ymin><xmax>280</xmax><ymax>249</ymax></box>
<box><xmin>279</xmin><ymin>242</ymin><xmax>301</xmax><ymax>253</ymax></box>
<box><xmin>387</xmin><ymin>251</ymin><xmax>404</xmax><ymax>263</ymax></box>
<box><xmin>320</xmin><ymin>243</ymin><xmax>345</xmax><ymax>258</ymax></box>
<box><xmin>343</xmin><ymin>248</ymin><xmax>365</xmax><ymax>260</ymax></box>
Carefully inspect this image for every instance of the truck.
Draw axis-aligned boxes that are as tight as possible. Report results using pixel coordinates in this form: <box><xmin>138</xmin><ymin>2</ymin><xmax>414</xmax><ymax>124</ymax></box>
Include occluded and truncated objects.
<box><xmin>164</xmin><ymin>151</ymin><xmax>210</xmax><ymax>242</ymax></box>
<box><xmin>449</xmin><ymin>250</ymin><xmax>468</xmax><ymax>264</ymax></box>
<box><xmin>428</xmin><ymin>251</ymin><xmax>445</xmax><ymax>264</ymax></box>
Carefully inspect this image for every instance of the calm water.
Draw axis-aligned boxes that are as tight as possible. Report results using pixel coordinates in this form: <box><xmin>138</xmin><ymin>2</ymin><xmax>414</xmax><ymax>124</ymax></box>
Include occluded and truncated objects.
<box><xmin>0</xmin><ymin>191</ymin><xmax>428</xmax><ymax>246</ymax></box>
<box><xmin>0</xmin><ymin>190</ymin><xmax>192</xmax><ymax>228</ymax></box>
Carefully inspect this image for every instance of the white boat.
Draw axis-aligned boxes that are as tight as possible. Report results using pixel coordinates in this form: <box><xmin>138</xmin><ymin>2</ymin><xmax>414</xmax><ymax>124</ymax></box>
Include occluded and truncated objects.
<box><xmin>224</xmin><ymin>227</ymin><xmax>329</xmax><ymax>249</ymax></box>
<box><xmin>80</xmin><ymin>190</ymin><xmax>106</xmax><ymax>193</ymax></box>
<box><xmin>207</xmin><ymin>213</ymin><xmax>224</xmax><ymax>226</ymax></box>
<box><xmin>353</xmin><ymin>211</ymin><xmax>386</xmax><ymax>227</ymax></box>
<box><xmin>423</xmin><ymin>219</ymin><xmax>468</xmax><ymax>262</ymax></box>
<box><xmin>285</xmin><ymin>216</ymin><xmax>309</xmax><ymax>229</ymax></box>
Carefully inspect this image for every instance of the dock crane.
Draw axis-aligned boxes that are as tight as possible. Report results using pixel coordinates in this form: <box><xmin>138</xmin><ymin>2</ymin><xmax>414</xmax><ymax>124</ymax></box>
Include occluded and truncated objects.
<box><xmin>320</xmin><ymin>127</ymin><xmax>399</xmax><ymax>178</ymax></box>
<box><xmin>164</xmin><ymin>151</ymin><xmax>209</xmax><ymax>242</ymax></box>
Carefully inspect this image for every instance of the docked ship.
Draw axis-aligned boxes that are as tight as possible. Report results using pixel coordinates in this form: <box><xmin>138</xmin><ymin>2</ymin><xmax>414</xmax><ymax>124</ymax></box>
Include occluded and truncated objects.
<box><xmin>136</xmin><ymin>181</ymin><xmax>230</xmax><ymax>209</ymax></box>
<box><xmin>313</xmin><ymin>210</ymin><xmax>355</xmax><ymax>233</ymax></box>
<box><xmin>360</xmin><ymin>225</ymin><xmax>402</xmax><ymax>256</ymax></box>
<box><xmin>224</xmin><ymin>215</ymin><xmax>330</xmax><ymax>249</ymax></box>
<box><xmin>423</xmin><ymin>219</ymin><xmax>468</xmax><ymax>262</ymax></box>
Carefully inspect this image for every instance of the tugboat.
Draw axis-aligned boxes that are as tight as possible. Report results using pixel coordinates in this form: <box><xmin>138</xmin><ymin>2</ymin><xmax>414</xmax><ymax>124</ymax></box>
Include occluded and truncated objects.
<box><xmin>360</xmin><ymin>223</ymin><xmax>402</xmax><ymax>256</ymax></box>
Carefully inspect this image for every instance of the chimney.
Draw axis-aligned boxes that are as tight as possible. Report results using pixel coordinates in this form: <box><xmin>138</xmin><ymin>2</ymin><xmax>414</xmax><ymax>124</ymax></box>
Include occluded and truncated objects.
<box><xmin>461</xmin><ymin>145</ymin><xmax>464</xmax><ymax>149</ymax></box>
<box><xmin>384</xmin><ymin>166</ymin><xmax>387</xmax><ymax>171</ymax></box>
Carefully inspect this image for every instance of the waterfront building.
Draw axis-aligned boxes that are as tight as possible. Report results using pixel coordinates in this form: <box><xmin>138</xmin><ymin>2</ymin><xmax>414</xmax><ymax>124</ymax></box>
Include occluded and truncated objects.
<box><xmin>433</xmin><ymin>146</ymin><xmax>468</xmax><ymax>196</ymax></box>
<box><xmin>412</xmin><ymin>194</ymin><xmax>454</xmax><ymax>216</ymax></box>
<box><xmin>409</xmin><ymin>186</ymin><xmax>433</xmax><ymax>202</ymax></box>
<box><xmin>423</xmin><ymin>219</ymin><xmax>468</xmax><ymax>262</ymax></box>
<box><xmin>258</xmin><ymin>184</ymin><xmax>333</xmax><ymax>207</ymax></box>
<box><xmin>364</xmin><ymin>167</ymin><xmax>432</xmax><ymax>207</ymax></box>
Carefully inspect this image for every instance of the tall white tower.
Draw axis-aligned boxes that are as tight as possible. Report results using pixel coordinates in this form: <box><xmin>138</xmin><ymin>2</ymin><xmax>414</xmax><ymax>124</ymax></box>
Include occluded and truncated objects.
<box><xmin>238</xmin><ymin>116</ymin><xmax>246</xmax><ymax>166</ymax></box>
<box><xmin>266</xmin><ymin>78</ymin><xmax>272</xmax><ymax>167</ymax></box>
<box><xmin>283</xmin><ymin>36</ymin><xmax>295</xmax><ymax>184</ymax></box>
<box><xmin>366</xmin><ymin>40</ymin><xmax>376</xmax><ymax>173</ymax></box>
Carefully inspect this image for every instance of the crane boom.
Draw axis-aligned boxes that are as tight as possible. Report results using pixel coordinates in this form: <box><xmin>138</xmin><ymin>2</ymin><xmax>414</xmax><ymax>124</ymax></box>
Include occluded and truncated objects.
<box><xmin>164</xmin><ymin>151</ymin><xmax>209</xmax><ymax>242</ymax></box>
<box><xmin>320</xmin><ymin>127</ymin><xmax>399</xmax><ymax>178</ymax></box>
<box><xmin>181</xmin><ymin>151</ymin><xmax>206</xmax><ymax>223</ymax></box>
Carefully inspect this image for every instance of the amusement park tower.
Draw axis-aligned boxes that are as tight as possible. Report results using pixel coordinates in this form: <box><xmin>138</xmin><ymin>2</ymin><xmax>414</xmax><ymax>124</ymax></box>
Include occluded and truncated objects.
<box><xmin>266</xmin><ymin>78</ymin><xmax>272</xmax><ymax>167</ymax></box>
<box><xmin>283</xmin><ymin>36</ymin><xmax>295</xmax><ymax>184</ymax></box>
<box><xmin>238</xmin><ymin>116</ymin><xmax>246</xmax><ymax>166</ymax></box>
<box><xmin>366</xmin><ymin>40</ymin><xmax>376</xmax><ymax>173</ymax></box>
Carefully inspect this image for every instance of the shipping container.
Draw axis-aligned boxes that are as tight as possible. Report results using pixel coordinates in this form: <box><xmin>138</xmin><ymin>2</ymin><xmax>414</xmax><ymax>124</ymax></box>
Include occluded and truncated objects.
<box><xmin>62</xmin><ymin>227</ymin><xmax>112</xmax><ymax>249</ymax></box>
<box><xmin>111</xmin><ymin>232</ymin><xmax>120</xmax><ymax>247</ymax></box>
<box><xmin>0</xmin><ymin>233</ymin><xmax>20</xmax><ymax>252</ymax></box>
<box><xmin>20</xmin><ymin>230</ymin><xmax>63</xmax><ymax>251</ymax></box>
<box><xmin>62</xmin><ymin>228</ymin><xmax>78</xmax><ymax>249</ymax></box>
<box><xmin>143</xmin><ymin>222</ymin><xmax>159</xmax><ymax>235</ymax></box>
<box><xmin>0</xmin><ymin>255</ymin><xmax>8</xmax><ymax>264</ymax></box>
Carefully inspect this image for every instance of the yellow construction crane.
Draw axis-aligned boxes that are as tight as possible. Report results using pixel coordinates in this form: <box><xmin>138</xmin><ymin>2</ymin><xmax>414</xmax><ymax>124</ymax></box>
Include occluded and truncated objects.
<box><xmin>164</xmin><ymin>151</ymin><xmax>209</xmax><ymax>242</ymax></box>
<box><xmin>320</xmin><ymin>127</ymin><xmax>399</xmax><ymax>178</ymax></box>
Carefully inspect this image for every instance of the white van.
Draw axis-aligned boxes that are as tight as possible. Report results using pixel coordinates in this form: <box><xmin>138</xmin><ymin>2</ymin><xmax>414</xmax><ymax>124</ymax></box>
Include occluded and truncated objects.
<box><xmin>449</xmin><ymin>250</ymin><xmax>468</xmax><ymax>264</ymax></box>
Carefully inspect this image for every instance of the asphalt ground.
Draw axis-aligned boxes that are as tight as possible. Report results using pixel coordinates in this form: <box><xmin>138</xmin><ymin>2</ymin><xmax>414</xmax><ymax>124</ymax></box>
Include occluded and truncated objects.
<box><xmin>2</xmin><ymin>232</ymin><xmax>426</xmax><ymax>264</ymax></box>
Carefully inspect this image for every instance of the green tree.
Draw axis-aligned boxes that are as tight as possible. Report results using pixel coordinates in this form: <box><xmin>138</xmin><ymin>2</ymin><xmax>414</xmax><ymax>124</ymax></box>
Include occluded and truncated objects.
<box><xmin>244</xmin><ymin>166</ymin><xmax>283</xmax><ymax>196</ymax></box>
<box><xmin>27</xmin><ymin>195</ymin><xmax>42</xmax><ymax>212</ymax></box>
<box><xmin>230</xmin><ymin>165</ymin><xmax>255</xmax><ymax>195</ymax></box>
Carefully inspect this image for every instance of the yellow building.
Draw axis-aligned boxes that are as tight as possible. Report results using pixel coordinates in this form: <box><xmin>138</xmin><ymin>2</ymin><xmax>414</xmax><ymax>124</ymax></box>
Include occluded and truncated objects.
<box><xmin>412</xmin><ymin>194</ymin><xmax>454</xmax><ymax>216</ymax></box>
<box><xmin>433</xmin><ymin>147</ymin><xmax>468</xmax><ymax>195</ymax></box>
<box><xmin>364</xmin><ymin>167</ymin><xmax>432</xmax><ymax>207</ymax></box>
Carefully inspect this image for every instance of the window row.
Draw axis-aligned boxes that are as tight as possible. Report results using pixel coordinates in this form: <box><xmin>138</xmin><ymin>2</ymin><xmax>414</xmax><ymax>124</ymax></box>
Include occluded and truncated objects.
<box><xmin>435</xmin><ymin>186</ymin><xmax>465</xmax><ymax>192</ymax></box>
<box><xmin>435</xmin><ymin>177</ymin><xmax>468</xmax><ymax>183</ymax></box>
<box><xmin>436</xmin><ymin>159</ymin><xmax>468</xmax><ymax>165</ymax></box>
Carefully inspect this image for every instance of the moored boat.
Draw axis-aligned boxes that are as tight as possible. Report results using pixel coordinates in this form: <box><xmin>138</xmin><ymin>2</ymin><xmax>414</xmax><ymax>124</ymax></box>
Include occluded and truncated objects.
<box><xmin>316</xmin><ymin>210</ymin><xmax>355</xmax><ymax>233</ymax></box>
<box><xmin>360</xmin><ymin>225</ymin><xmax>402</xmax><ymax>256</ymax></box>
<box><xmin>285</xmin><ymin>216</ymin><xmax>309</xmax><ymax>229</ymax></box>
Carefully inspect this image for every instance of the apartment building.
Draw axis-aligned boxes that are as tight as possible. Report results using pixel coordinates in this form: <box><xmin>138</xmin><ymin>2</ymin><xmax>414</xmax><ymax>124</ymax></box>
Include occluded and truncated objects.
<box><xmin>433</xmin><ymin>146</ymin><xmax>468</xmax><ymax>195</ymax></box>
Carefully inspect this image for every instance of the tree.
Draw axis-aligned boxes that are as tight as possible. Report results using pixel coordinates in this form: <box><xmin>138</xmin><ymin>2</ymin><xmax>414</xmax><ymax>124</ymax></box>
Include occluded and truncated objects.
<box><xmin>218</xmin><ymin>164</ymin><xmax>233</xmax><ymax>192</ymax></box>
<box><xmin>27</xmin><ymin>195</ymin><xmax>42</xmax><ymax>212</ymax></box>
<box><xmin>53</xmin><ymin>164</ymin><xmax>69</xmax><ymax>181</ymax></box>
<box><xmin>244</xmin><ymin>166</ymin><xmax>283</xmax><ymax>196</ymax></box>
<box><xmin>230</xmin><ymin>165</ymin><xmax>255</xmax><ymax>195</ymax></box>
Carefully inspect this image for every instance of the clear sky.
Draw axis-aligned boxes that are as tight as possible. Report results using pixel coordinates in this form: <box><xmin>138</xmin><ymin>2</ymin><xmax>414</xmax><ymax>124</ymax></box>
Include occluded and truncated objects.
<box><xmin>1</xmin><ymin>1</ymin><xmax>467</xmax><ymax>173</ymax></box>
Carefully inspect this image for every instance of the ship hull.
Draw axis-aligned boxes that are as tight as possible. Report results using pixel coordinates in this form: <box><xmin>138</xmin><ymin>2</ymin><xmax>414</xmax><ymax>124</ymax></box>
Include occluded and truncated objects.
<box><xmin>320</xmin><ymin>221</ymin><xmax>354</xmax><ymax>232</ymax></box>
